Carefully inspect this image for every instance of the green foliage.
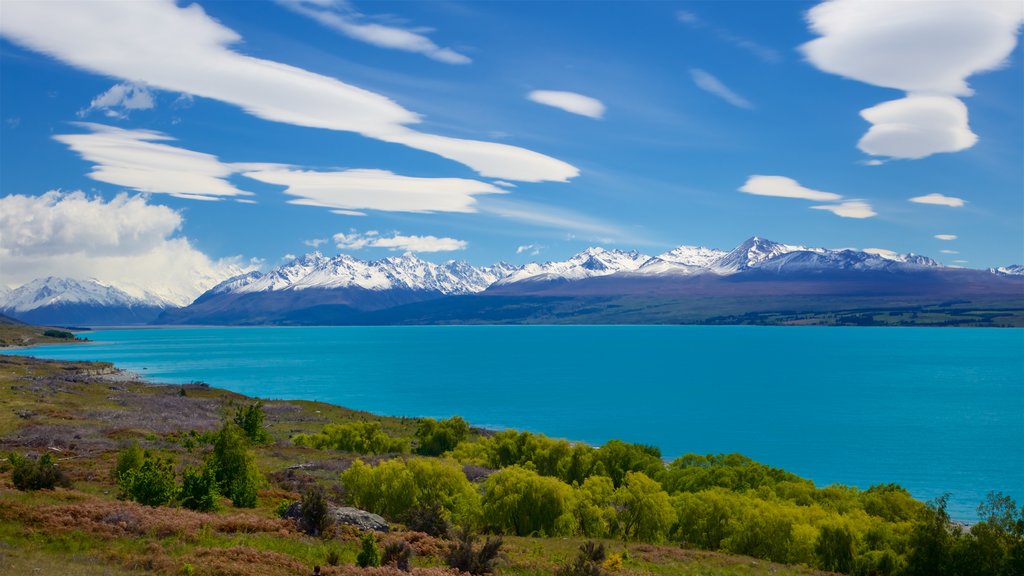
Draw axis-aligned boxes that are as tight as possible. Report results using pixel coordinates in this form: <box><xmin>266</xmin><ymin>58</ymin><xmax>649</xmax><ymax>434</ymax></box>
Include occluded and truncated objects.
<box><xmin>356</xmin><ymin>531</ymin><xmax>381</xmax><ymax>568</ymax></box>
<box><xmin>816</xmin><ymin>519</ymin><xmax>856</xmax><ymax>573</ymax></box>
<box><xmin>446</xmin><ymin>529</ymin><xmax>503</xmax><ymax>575</ymax></box>
<box><xmin>341</xmin><ymin>457</ymin><xmax>480</xmax><ymax>526</ymax></box>
<box><xmin>293</xmin><ymin>421</ymin><xmax>408</xmax><ymax>454</ymax></box>
<box><xmin>861</xmin><ymin>483</ymin><xmax>923</xmax><ymax>522</ymax></box>
<box><xmin>112</xmin><ymin>442</ymin><xmax>144</xmax><ymax>483</ymax></box>
<box><xmin>594</xmin><ymin>440</ymin><xmax>663</xmax><ymax>489</ymax></box>
<box><xmin>301</xmin><ymin>485</ymin><xmax>331</xmax><ymax>536</ymax></box>
<box><xmin>118</xmin><ymin>453</ymin><xmax>177</xmax><ymax>506</ymax></box>
<box><xmin>232</xmin><ymin>400</ymin><xmax>270</xmax><ymax>444</ymax></box>
<box><xmin>208</xmin><ymin>423</ymin><xmax>263</xmax><ymax>507</ymax></box>
<box><xmin>325</xmin><ymin>546</ymin><xmax>341</xmax><ymax>566</ymax></box>
<box><xmin>573</xmin><ymin>476</ymin><xmax>619</xmax><ymax>538</ymax></box>
<box><xmin>662</xmin><ymin>453</ymin><xmax>809</xmax><ymax>494</ymax></box>
<box><xmin>481</xmin><ymin>465</ymin><xmax>576</xmax><ymax>537</ymax></box>
<box><xmin>614</xmin><ymin>471</ymin><xmax>675</xmax><ymax>543</ymax></box>
<box><xmin>42</xmin><ymin>329</ymin><xmax>74</xmax><ymax>339</ymax></box>
<box><xmin>556</xmin><ymin>541</ymin><xmax>607</xmax><ymax>576</ymax></box>
<box><xmin>9</xmin><ymin>452</ymin><xmax>72</xmax><ymax>491</ymax></box>
<box><xmin>179</xmin><ymin>463</ymin><xmax>219</xmax><ymax>512</ymax></box>
<box><xmin>415</xmin><ymin>416</ymin><xmax>469</xmax><ymax>456</ymax></box>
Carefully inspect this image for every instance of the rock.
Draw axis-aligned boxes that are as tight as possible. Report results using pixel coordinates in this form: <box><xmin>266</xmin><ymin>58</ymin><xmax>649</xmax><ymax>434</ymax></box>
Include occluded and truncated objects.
<box><xmin>284</xmin><ymin>502</ymin><xmax>389</xmax><ymax>533</ymax></box>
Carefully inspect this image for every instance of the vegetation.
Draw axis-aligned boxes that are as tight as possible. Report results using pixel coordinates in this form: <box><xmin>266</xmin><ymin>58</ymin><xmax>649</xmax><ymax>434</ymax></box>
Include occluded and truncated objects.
<box><xmin>232</xmin><ymin>400</ymin><xmax>270</xmax><ymax>444</ymax></box>
<box><xmin>293</xmin><ymin>421</ymin><xmax>409</xmax><ymax>454</ymax></box>
<box><xmin>1</xmin><ymin>354</ymin><xmax>1020</xmax><ymax>576</ymax></box>
<box><xmin>415</xmin><ymin>416</ymin><xmax>469</xmax><ymax>456</ymax></box>
<box><xmin>356</xmin><ymin>531</ymin><xmax>382</xmax><ymax>567</ymax></box>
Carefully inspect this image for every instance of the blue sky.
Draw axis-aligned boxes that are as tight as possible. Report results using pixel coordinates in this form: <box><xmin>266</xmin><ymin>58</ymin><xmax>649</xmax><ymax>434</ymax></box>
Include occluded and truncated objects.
<box><xmin>1</xmin><ymin>0</ymin><xmax>1022</xmax><ymax>301</ymax></box>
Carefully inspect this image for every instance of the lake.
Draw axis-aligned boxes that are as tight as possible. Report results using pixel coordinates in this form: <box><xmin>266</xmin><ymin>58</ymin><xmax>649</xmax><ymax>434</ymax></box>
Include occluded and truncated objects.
<box><xmin>9</xmin><ymin>325</ymin><xmax>1022</xmax><ymax>520</ymax></box>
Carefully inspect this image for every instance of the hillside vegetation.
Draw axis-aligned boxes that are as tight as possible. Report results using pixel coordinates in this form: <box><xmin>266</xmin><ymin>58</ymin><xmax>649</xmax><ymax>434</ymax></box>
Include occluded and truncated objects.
<box><xmin>0</xmin><ymin>355</ymin><xmax>1020</xmax><ymax>576</ymax></box>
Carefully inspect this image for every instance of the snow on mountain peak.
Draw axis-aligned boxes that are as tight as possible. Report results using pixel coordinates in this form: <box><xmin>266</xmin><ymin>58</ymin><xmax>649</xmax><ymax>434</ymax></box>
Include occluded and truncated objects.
<box><xmin>0</xmin><ymin>276</ymin><xmax>169</xmax><ymax>312</ymax></box>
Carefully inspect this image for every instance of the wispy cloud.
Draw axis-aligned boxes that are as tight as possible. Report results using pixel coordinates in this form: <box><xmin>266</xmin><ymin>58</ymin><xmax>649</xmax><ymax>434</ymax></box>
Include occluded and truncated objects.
<box><xmin>935</xmin><ymin>234</ymin><xmax>958</xmax><ymax>241</ymax></box>
<box><xmin>1</xmin><ymin>0</ymin><xmax>576</xmax><ymax>182</ymax></box>
<box><xmin>940</xmin><ymin>249</ymin><xmax>959</xmax><ymax>254</ymax></box>
<box><xmin>527</xmin><ymin>90</ymin><xmax>606</xmax><ymax>119</ymax></box>
<box><xmin>481</xmin><ymin>198</ymin><xmax>644</xmax><ymax>244</ymax></box>
<box><xmin>676</xmin><ymin>10</ymin><xmax>780</xmax><ymax>63</ymax></box>
<box><xmin>801</xmin><ymin>0</ymin><xmax>1024</xmax><ymax>160</ymax></box>
<box><xmin>334</xmin><ymin>229</ymin><xmax>467</xmax><ymax>252</ymax></box>
<box><xmin>810</xmin><ymin>200</ymin><xmax>877</xmax><ymax>219</ymax></box>
<box><xmin>79</xmin><ymin>82</ymin><xmax>155</xmax><ymax>119</ymax></box>
<box><xmin>278</xmin><ymin>0</ymin><xmax>471</xmax><ymax>64</ymax></box>
<box><xmin>909</xmin><ymin>193</ymin><xmax>966</xmax><ymax>207</ymax></box>
<box><xmin>304</xmin><ymin>238</ymin><xmax>327</xmax><ymax>248</ymax></box>
<box><xmin>516</xmin><ymin>244</ymin><xmax>542</xmax><ymax>256</ymax></box>
<box><xmin>689</xmin><ymin>69</ymin><xmax>752</xmax><ymax>109</ymax></box>
<box><xmin>740</xmin><ymin>175</ymin><xmax>875</xmax><ymax>219</ymax></box>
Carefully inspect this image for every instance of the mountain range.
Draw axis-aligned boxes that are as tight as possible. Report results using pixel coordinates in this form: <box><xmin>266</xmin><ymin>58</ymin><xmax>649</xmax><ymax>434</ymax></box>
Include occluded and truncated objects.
<box><xmin>3</xmin><ymin>237</ymin><xmax>1022</xmax><ymax>327</ymax></box>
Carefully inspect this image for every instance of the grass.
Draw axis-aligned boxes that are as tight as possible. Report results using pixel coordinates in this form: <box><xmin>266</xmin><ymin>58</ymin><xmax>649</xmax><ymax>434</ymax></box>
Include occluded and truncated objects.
<box><xmin>0</xmin><ymin>354</ymin><xmax>836</xmax><ymax>576</ymax></box>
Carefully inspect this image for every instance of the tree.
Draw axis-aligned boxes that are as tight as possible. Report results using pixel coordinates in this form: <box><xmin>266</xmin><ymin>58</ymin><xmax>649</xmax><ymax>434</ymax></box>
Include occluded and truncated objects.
<box><xmin>356</xmin><ymin>531</ymin><xmax>382</xmax><ymax>568</ymax></box>
<box><xmin>341</xmin><ymin>457</ymin><xmax>480</xmax><ymax>526</ymax></box>
<box><xmin>294</xmin><ymin>421</ymin><xmax>408</xmax><ymax>454</ymax></box>
<box><xmin>595</xmin><ymin>440</ymin><xmax>663</xmax><ymax>488</ymax></box>
<box><xmin>233</xmin><ymin>401</ymin><xmax>270</xmax><ymax>444</ymax></box>
<box><xmin>904</xmin><ymin>495</ymin><xmax>954</xmax><ymax>576</ymax></box>
<box><xmin>209</xmin><ymin>423</ymin><xmax>263</xmax><ymax>507</ymax></box>
<box><xmin>614</xmin><ymin>471</ymin><xmax>675</xmax><ymax>543</ymax></box>
<box><xmin>301</xmin><ymin>485</ymin><xmax>331</xmax><ymax>536</ymax></box>
<box><xmin>481</xmin><ymin>465</ymin><xmax>576</xmax><ymax>536</ymax></box>
<box><xmin>179</xmin><ymin>463</ymin><xmax>219</xmax><ymax>512</ymax></box>
<box><xmin>119</xmin><ymin>454</ymin><xmax>177</xmax><ymax>506</ymax></box>
<box><xmin>415</xmin><ymin>416</ymin><xmax>469</xmax><ymax>456</ymax></box>
<box><xmin>816</xmin><ymin>519</ymin><xmax>855</xmax><ymax>573</ymax></box>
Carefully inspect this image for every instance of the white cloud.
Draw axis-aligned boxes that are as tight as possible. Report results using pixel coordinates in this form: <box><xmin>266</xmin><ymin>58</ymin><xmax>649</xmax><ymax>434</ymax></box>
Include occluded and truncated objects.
<box><xmin>304</xmin><ymin>238</ymin><xmax>328</xmax><ymax>248</ymax></box>
<box><xmin>279</xmin><ymin>0</ymin><xmax>470</xmax><ymax>64</ymax></box>
<box><xmin>54</xmin><ymin>123</ymin><xmax>252</xmax><ymax>200</ymax></box>
<box><xmin>516</xmin><ymin>244</ymin><xmax>542</xmax><ymax>256</ymax></box>
<box><xmin>0</xmin><ymin>0</ymin><xmax>576</xmax><ymax>182</ymax></box>
<box><xmin>333</xmin><ymin>229</ymin><xmax>466</xmax><ymax>252</ymax></box>
<box><xmin>0</xmin><ymin>191</ymin><xmax>253</xmax><ymax>305</ymax></box>
<box><xmin>739</xmin><ymin>175</ymin><xmax>842</xmax><ymax>201</ymax></box>
<box><xmin>676</xmin><ymin>11</ymin><xmax>780</xmax><ymax>63</ymax></box>
<box><xmin>80</xmin><ymin>82</ymin><xmax>155</xmax><ymax>118</ymax></box>
<box><xmin>908</xmin><ymin>192</ymin><xmax>967</xmax><ymax>207</ymax></box>
<box><xmin>492</xmin><ymin>180</ymin><xmax>517</xmax><ymax>188</ymax></box>
<box><xmin>480</xmin><ymin>198</ymin><xmax>641</xmax><ymax>243</ymax></box>
<box><xmin>801</xmin><ymin>0</ymin><xmax>1024</xmax><ymax>160</ymax></box>
<box><xmin>690</xmin><ymin>69</ymin><xmax>752</xmax><ymax>109</ymax></box>
<box><xmin>527</xmin><ymin>90</ymin><xmax>606</xmax><ymax>119</ymax></box>
<box><xmin>935</xmin><ymin>234</ymin><xmax>958</xmax><ymax>240</ymax></box>
<box><xmin>861</xmin><ymin>159</ymin><xmax>885</xmax><ymax>166</ymax></box>
<box><xmin>810</xmin><ymin>200</ymin><xmax>877</xmax><ymax>219</ymax></box>
<box><xmin>858</xmin><ymin>95</ymin><xmax>978</xmax><ymax>159</ymax></box>
<box><xmin>940</xmin><ymin>249</ymin><xmax>960</xmax><ymax>254</ymax></box>
<box><xmin>864</xmin><ymin>248</ymin><xmax>899</xmax><ymax>259</ymax></box>
<box><xmin>244</xmin><ymin>168</ymin><xmax>504</xmax><ymax>214</ymax></box>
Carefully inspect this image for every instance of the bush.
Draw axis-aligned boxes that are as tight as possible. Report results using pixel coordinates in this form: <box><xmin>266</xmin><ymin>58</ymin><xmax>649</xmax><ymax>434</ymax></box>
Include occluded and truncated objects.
<box><xmin>113</xmin><ymin>442</ymin><xmax>145</xmax><ymax>482</ymax></box>
<box><xmin>209</xmin><ymin>423</ymin><xmax>263</xmax><ymax>507</ymax></box>
<box><xmin>119</xmin><ymin>454</ymin><xmax>177</xmax><ymax>506</ymax></box>
<box><xmin>325</xmin><ymin>546</ymin><xmax>341</xmax><ymax>566</ymax></box>
<box><xmin>403</xmin><ymin>504</ymin><xmax>450</xmax><ymax>537</ymax></box>
<box><xmin>294</xmin><ymin>421</ymin><xmax>408</xmax><ymax>454</ymax></box>
<box><xmin>233</xmin><ymin>401</ymin><xmax>270</xmax><ymax>444</ymax></box>
<box><xmin>43</xmin><ymin>329</ymin><xmax>74</xmax><ymax>339</ymax></box>
<box><xmin>180</xmin><ymin>463</ymin><xmax>219</xmax><ymax>512</ymax></box>
<box><xmin>356</xmin><ymin>531</ymin><xmax>381</xmax><ymax>568</ymax></box>
<box><xmin>382</xmin><ymin>540</ymin><xmax>413</xmax><ymax>571</ymax></box>
<box><xmin>302</xmin><ymin>485</ymin><xmax>331</xmax><ymax>536</ymax></box>
<box><xmin>615</xmin><ymin>471</ymin><xmax>675</xmax><ymax>543</ymax></box>
<box><xmin>481</xmin><ymin>465</ymin><xmax>576</xmax><ymax>537</ymax></box>
<box><xmin>9</xmin><ymin>452</ymin><xmax>72</xmax><ymax>491</ymax></box>
<box><xmin>415</xmin><ymin>416</ymin><xmax>469</xmax><ymax>456</ymax></box>
<box><xmin>342</xmin><ymin>458</ymin><xmax>480</xmax><ymax>526</ymax></box>
<box><xmin>447</xmin><ymin>529</ymin><xmax>503</xmax><ymax>575</ymax></box>
<box><xmin>817</xmin><ymin>520</ymin><xmax>856</xmax><ymax>573</ymax></box>
<box><xmin>556</xmin><ymin>541</ymin><xmax>607</xmax><ymax>576</ymax></box>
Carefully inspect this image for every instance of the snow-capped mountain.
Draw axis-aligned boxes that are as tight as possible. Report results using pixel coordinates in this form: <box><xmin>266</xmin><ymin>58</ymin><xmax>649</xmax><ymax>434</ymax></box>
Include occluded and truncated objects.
<box><xmin>637</xmin><ymin>246</ymin><xmax>728</xmax><ymax>275</ymax></box>
<box><xmin>708</xmin><ymin>236</ymin><xmax>816</xmax><ymax>274</ymax></box>
<box><xmin>496</xmin><ymin>247</ymin><xmax>651</xmax><ymax>284</ymax></box>
<box><xmin>992</xmin><ymin>265</ymin><xmax>1024</xmax><ymax>276</ymax></box>
<box><xmin>0</xmin><ymin>277</ymin><xmax>170</xmax><ymax>326</ymax></box>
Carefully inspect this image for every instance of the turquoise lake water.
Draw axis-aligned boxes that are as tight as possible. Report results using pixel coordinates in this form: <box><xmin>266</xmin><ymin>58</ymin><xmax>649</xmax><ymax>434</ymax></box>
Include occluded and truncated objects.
<box><xmin>8</xmin><ymin>325</ymin><xmax>1023</xmax><ymax>520</ymax></box>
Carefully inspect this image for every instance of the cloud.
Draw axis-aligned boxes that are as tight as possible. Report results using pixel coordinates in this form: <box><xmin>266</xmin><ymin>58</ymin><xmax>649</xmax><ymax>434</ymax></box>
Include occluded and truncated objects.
<box><xmin>935</xmin><ymin>234</ymin><xmax>958</xmax><ymax>240</ymax></box>
<box><xmin>80</xmin><ymin>82</ymin><xmax>155</xmax><ymax>118</ymax></box>
<box><xmin>0</xmin><ymin>0</ymin><xmax>576</xmax><ymax>182</ymax></box>
<box><xmin>527</xmin><ymin>90</ymin><xmax>606</xmax><ymax>119</ymax></box>
<box><xmin>690</xmin><ymin>69</ymin><xmax>752</xmax><ymax>109</ymax></box>
<box><xmin>53</xmin><ymin>123</ymin><xmax>252</xmax><ymax>200</ymax></box>
<box><xmin>858</xmin><ymin>95</ymin><xmax>978</xmax><ymax>159</ymax></box>
<box><xmin>810</xmin><ymin>200</ymin><xmax>877</xmax><ymax>219</ymax></box>
<box><xmin>864</xmin><ymin>248</ymin><xmax>899</xmax><ymax>259</ymax></box>
<box><xmin>909</xmin><ymin>193</ymin><xmax>967</xmax><ymax>207</ymax></box>
<box><xmin>801</xmin><ymin>0</ymin><xmax>1024</xmax><ymax>160</ymax></box>
<box><xmin>516</xmin><ymin>244</ymin><xmax>542</xmax><ymax>256</ymax></box>
<box><xmin>492</xmin><ymin>180</ymin><xmax>517</xmax><ymax>188</ymax></box>
<box><xmin>244</xmin><ymin>168</ymin><xmax>504</xmax><ymax>213</ymax></box>
<box><xmin>0</xmin><ymin>191</ymin><xmax>253</xmax><ymax>305</ymax></box>
<box><xmin>333</xmin><ymin>229</ymin><xmax>467</xmax><ymax>252</ymax></box>
<box><xmin>940</xmin><ymin>249</ymin><xmax>959</xmax><ymax>254</ymax></box>
<box><xmin>739</xmin><ymin>175</ymin><xmax>842</xmax><ymax>201</ymax></box>
<box><xmin>304</xmin><ymin>238</ymin><xmax>328</xmax><ymax>248</ymax></box>
<box><xmin>279</xmin><ymin>0</ymin><xmax>470</xmax><ymax>64</ymax></box>
<box><xmin>861</xmin><ymin>159</ymin><xmax>885</xmax><ymax>166</ymax></box>
<box><xmin>480</xmin><ymin>198</ymin><xmax>642</xmax><ymax>243</ymax></box>
<box><xmin>676</xmin><ymin>10</ymin><xmax>780</xmax><ymax>63</ymax></box>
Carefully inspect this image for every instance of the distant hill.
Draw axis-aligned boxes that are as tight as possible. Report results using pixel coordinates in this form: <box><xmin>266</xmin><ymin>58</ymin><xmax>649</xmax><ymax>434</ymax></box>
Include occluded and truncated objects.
<box><xmin>1</xmin><ymin>277</ymin><xmax>170</xmax><ymax>326</ymax></box>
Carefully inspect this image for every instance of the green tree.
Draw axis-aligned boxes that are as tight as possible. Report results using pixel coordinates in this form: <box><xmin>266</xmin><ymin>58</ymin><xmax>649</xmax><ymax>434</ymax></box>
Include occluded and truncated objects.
<box><xmin>179</xmin><ymin>463</ymin><xmax>219</xmax><ymax>512</ymax></box>
<box><xmin>208</xmin><ymin>423</ymin><xmax>263</xmax><ymax>507</ymax></box>
<box><xmin>341</xmin><ymin>457</ymin><xmax>480</xmax><ymax>526</ymax></box>
<box><xmin>356</xmin><ymin>531</ymin><xmax>382</xmax><ymax>567</ymax></box>
<box><xmin>415</xmin><ymin>416</ymin><xmax>469</xmax><ymax>456</ymax></box>
<box><xmin>481</xmin><ymin>465</ymin><xmax>576</xmax><ymax>536</ymax></box>
<box><xmin>574</xmin><ymin>475</ymin><xmax>618</xmax><ymax>538</ymax></box>
<box><xmin>594</xmin><ymin>440</ymin><xmax>663</xmax><ymax>488</ymax></box>
<box><xmin>233</xmin><ymin>401</ymin><xmax>270</xmax><ymax>444</ymax></box>
<box><xmin>294</xmin><ymin>421</ymin><xmax>408</xmax><ymax>454</ymax></box>
<box><xmin>614</xmin><ymin>471</ymin><xmax>675</xmax><ymax>543</ymax></box>
<box><xmin>119</xmin><ymin>454</ymin><xmax>177</xmax><ymax>506</ymax></box>
<box><xmin>817</xmin><ymin>519</ymin><xmax>856</xmax><ymax>573</ymax></box>
<box><xmin>904</xmin><ymin>495</ymin><xmax>954</xmax><ymax>576</ymax></box>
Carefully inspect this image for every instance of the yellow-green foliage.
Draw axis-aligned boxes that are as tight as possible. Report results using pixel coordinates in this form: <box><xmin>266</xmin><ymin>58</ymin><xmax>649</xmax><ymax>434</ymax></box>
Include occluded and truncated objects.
<box><xmin>341</xmin><ymin>457</ymin><xmax>480</xmax><ymax>527</ymax></box>
<box><xmin>414</xmin><ymin>416</ymin><xmax>469</xmax><ymax>456</ymax></box>
<box><xmin>615</xmin><ymin>472</ymin><xmax>675</xmax><ymax>543</ymax></box>
<box><xmin>481</xmin><ymin>465</ymin><xmax>577</xmax><ymax>537</ymax></box>
<box><xmin>293</xmin><ymin>421</ymin><xmax>409</xmax><ymax>454</ymax></box>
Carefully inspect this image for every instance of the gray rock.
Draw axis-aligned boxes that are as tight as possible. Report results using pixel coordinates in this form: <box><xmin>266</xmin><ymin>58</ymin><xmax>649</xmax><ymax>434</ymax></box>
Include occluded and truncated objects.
<box><xmin>284</xmin><ymin>501</ymin><xmax>389</xmax><ymax>533</ymax></box>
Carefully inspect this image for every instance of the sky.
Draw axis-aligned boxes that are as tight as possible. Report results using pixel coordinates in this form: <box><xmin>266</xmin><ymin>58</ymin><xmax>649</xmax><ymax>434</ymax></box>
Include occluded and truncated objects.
<box><xmin>1</xmin><ymin>0</ymin><xmax>1022</xmax><ymax>303</ymax></box>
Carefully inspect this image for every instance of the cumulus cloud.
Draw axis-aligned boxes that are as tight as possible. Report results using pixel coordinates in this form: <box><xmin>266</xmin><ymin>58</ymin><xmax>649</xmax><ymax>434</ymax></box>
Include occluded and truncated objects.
<box><xmin>527</xmin><ymin>90</ymin><xmax>606</xmax><ymax>119</ymax></box>
<box><xmin>690</xmin><ymin>69</ymin><xmax>752</xmax><ymax>109</ymax></box>
<box><xmin>333</xmin><ymin>229</ymin><xmax>467</xmax><ymax>252</ymax></box>
<box><xmin>80</xmin><ymin>82</ymin><xmax>155</xmax><ymax>118</ymax></box>
<box><xmin>516</xmin><ymin>244</ymin><xmax>542</xmax><ymax>256</ymax></box>
<box><xmin>739</xmin><ymin>175</ymin><xmax>841</xmax><ymax>201</ymax></box>
<box><xmin>0</xmin><ymin>191</ymin><xmax>254</xmax><ymax>305</ymax></box>
<box><xmin>935</xmin><ymin>234</ymin><xmax>958</xmax><ymax>240</ymax></box>
<box><xmin>810</xmin><ymin>200</ymin><xmax>877</xmax><ymax>219</ymax></box>
<box><xmin>801</xmin><ymin>0</ymin><xmax>1024</xmax><ymax>160</ymax></box>
<box><xmin>244</xmin><ymin>168</ymin><xmax>504</xmax><ymax>214</ymax></box>
<box><xmin>279</xmin><ymin>0</ymin><xmax>470</xmax><ymax>64</ymax></box>
<box><xmin>0</xmin><ymin>0</ymin><xmax>576</xmax><ymax>182</ymax></box>
<box><xmin>909</xmin><ymin>193</ymin><xmax>967</xmax><ymax>207</ymax></box>
<box><xmin>54</xmin><ymin>123</ymin><xmax>252</xmax><ymax>200</ymax></box>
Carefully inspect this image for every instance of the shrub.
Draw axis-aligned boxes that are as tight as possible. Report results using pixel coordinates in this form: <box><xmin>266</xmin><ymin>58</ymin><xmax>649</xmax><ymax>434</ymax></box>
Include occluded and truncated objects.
<box><xmin>615</xmin><ymin>471</ymin><xmax>675</xmax><ymax>543</ymax></box>
<box><xmin>817</xmin><ymin>520</ymin><xmax>856</xmax><ymax>573</ymax></box>
<box><xmin>325</xmin><ymin>546</ymin><xmax>341</xmax><ymax>566</ymax></box>
<box><xmin>119</xmin><ymin>454</ymin><xmax>177</xmax><ymax>506</ymax></box>
<box><xmin>447</xmin><ymin>529</ymin><xmax>503</xmax><ymax>575</ymax></box>
<box><xmin>415</xmin><ymin>416</ymin><xmax>469</xmax><ymax>456</ymax></box>
<box><xmin>208</xmin><ymin>423</ymin><xmax>263</xmax><ymax>507</ymax></box>
<box><xmin>113</xmin><ymin>442</ymin><xmax>145</xmax><ymax>482</ymax></box>
<box><xmin>180</xmin><ymin>463</ymin><xmax>219</xmax><ymax>512</ymax></box>
<box><xmin>403</xmin><ymin>504</ymin><xmax>450</xmax><ymax>537</ymax></box>
<box><xmin>382</xmin><ymin>540</ymin><xmax>413</xmax><ymax>572</ymax></box>
<box><xmin>556</xmin><ymin>541</ymin><xmax>607</xmax><ymax>576</ymax></box>
<box><xmin>356</xmin><ymin>531</ymin><xmax>382</xmax><ymax>568</ymax></box>
<box><xmin>9</xmin><ymin>452</ymin><xmax>72</xmax><ymax>491</ymax></box>
<box><xmin>481</xmin><ymin>465</ymin><xmax>576</xmax><ymax>537</ymax></box>
<box><xmin>293</xmin><ymin>421</ymin><xmax>407</xmax><ymax>454</ymax></box>
<box><xmin>233</xmin><ymin>401</ymin><xmax>270</xmax><ymax>444</ymax></box>
<box><xmin>43</xmin><ymin>329</ymin><xmax>74</xmax><ymax>339</ymax></box>
<box><xmin>301</xmin><ymin>485</ymin><xmax>331</xmax><ymax>536</ymax></box>
<box><xmin>342</xmin><ymin>458</ymin><xmax>480</xmax><ymax>526</ymax></box>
